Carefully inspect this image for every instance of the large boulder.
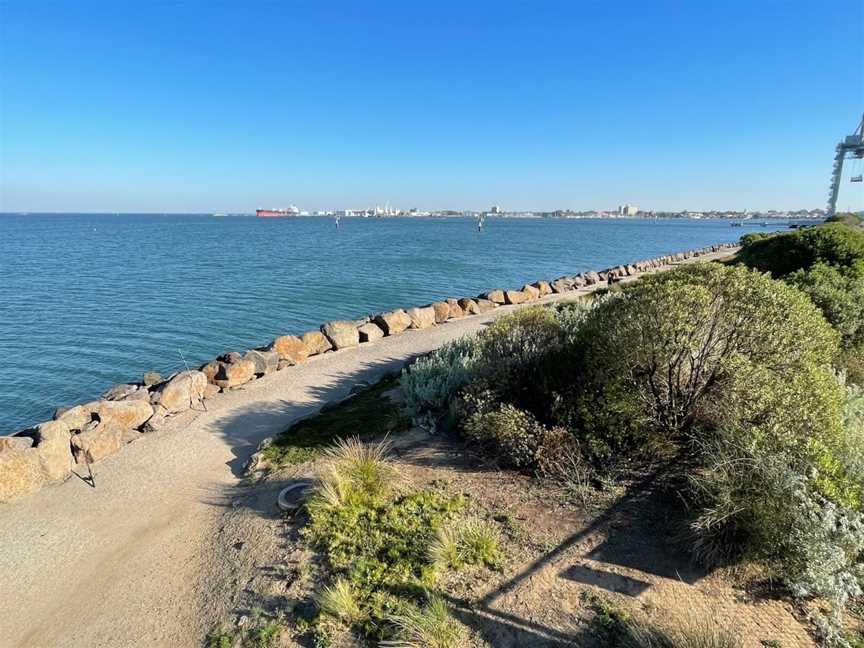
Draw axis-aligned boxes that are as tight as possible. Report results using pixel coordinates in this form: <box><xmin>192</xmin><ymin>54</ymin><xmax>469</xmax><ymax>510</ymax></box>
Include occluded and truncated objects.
<box><xmin>430</xmin><ymin>301</ymin><xmax>451</xmax><ymax>323</ymax></box>
<box><xmin>584</xmin><ymin>271</ymin><xmax>601</xmax><ymax>285</ymax></box>
<box><xmin>53</xmin><ymin>404</ymin><xmax>93</xmax><ymax>430</ymax></box>
<box><xmin>445</xmin><ymin>298</ymin><xmax>464</xmax><ymax>318</ymax></box>
<box><xmin>201</xmin><ymin>361</ymin><xmax>223</xmax><ymax>385</ymax></box>
<box><xmin>271</xmin><ymin>335</ymin><xmax>309</xmax><ymax>365</ymax></box>
<box><xmin>101</xmin><ymin>384</ymin><xmax>139</xmax><ymax>401</ymax></box>
<box><xmin>143</xmin><ymin>371</ymin><xmax>162</xmax><ymax>387</ymax></box>
<box><xmin>321</xmin><ymin>320</ymin><xmax>359</xmax><ymax>350</ymax></box>
<box><xmin>358</xmin><ymin>322</ymin><xmax>385</xmax><ymax>342</ymax></box>
<box><xmin>373</xmin><ymin>310</ymin><xmax>412</xmax><ymax>336</ymax></box>
<box><xmin>215</xmin><ymin>358</ymin><xmax>256</xmax><ymax>389</ymax></box>
<box><xmin>521</xmin><ymin>284</ymin><xmax>541</xmax><ymax>300</ymax></box>
<box><xmin>154</xmin><ymin>370</ymin><xmax>207</xmax><ymax>413</ymax></box>
<box><xmin>245</xmin><ymin>348</ymin><xmax>280</xmax><ymax>375</ymax></box>
<box><xmin>475</xmin><ymin>298</ymin><xmax>497</xmax><ymax>313</ymax></box>
<box><xmin>533</xmin><ymin>280</ymin><xmax>552</xmax><ymax>296</ymax></box>
<box><xmin>71</xmin><ymin>421</ymin><xmax>125</xmax><ymax>464</ymax></box>
<box><xmin>480</xmin><ymin>289</ymin><xmax>506</xmax><ymax>304</ymax></box>
<box><xmin>0</xmin><ymin>436</ymin><xmax>33</xmax><ymax>451</ymax></box>
<box><xmin>505</xmin><ymin>290</ymin><xmax>528</xmax><ymax>305</ymax></box>
<box><xmin>142</xmin><ymin>406</ymin><xmax>168</xmax><ymax>433</ymax></box>
<box><xmin>95</xmin><ymin>399</ymin><xmax>154</xmax><ymax>429</ymax></box>
<box><xmin>301</xmin><ymin>331</ymin><xmax>332</xmax><ymax>356</ymax></box>
<box><xmin>33</xmin><ymin>420</ymin><xmax>74</xmax><ymax>481</ymax></box>
<box><xmin>551</xmin><ymin>278</ymin><xmax>572</xmax><ymax>293</ymax></box>
<box><xmin>407</xmin><ymin>306</ymin><xmax>436</xmax><ymax>329</ymax></box>
<box><xmin>458</xmin><ymin>298</ymin><xmax>480</xmax><ymax>315</ymax></box>
<box><xmin>0</xmin><ymin>446</ymin><xmax>44</xmax><ymax>504</ymax></box>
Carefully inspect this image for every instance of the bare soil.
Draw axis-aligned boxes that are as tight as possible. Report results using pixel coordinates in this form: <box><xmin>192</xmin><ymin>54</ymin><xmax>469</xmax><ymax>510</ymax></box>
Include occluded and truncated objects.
<box><xmin>206</xmin><ymin>429</ymin><xmax>817</xmax><ymax>648</ymax></box>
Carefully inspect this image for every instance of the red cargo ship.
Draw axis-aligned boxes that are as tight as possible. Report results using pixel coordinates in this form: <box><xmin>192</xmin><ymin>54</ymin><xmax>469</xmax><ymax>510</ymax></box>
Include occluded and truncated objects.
<box><xmin>256</xmin><ymin>206</ymin><xmax>300</xmax><ymax>218</ymax></box>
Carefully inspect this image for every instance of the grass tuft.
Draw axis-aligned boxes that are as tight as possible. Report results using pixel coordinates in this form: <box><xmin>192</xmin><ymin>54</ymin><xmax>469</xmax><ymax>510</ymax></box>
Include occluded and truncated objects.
<box><xmin>316</xmin><ymin>578</ymin><xmax>364</xmax><ymax>624</ymax></box>
<box><xmin>428</xmin><ymin>519</ymin><xmax>501</xmax><ymax>570</ymax></box>
<box><xmin>381</xmin><ymin>595</ymin><xmax>466</xmax><ymax>648</ymax></box>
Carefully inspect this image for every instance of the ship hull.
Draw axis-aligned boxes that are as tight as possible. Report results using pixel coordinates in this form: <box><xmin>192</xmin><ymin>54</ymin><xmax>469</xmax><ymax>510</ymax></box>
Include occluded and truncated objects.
<box><xmin>256</xmin><ymin>209</ymin><xmax>298</xmax><ymax>218</ymax></box>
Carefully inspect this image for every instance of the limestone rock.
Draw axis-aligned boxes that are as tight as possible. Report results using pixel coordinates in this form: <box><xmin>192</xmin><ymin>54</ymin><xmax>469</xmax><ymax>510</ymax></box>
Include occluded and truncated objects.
<box><xmin>533</xmin><ymin>281</ymin><xmax>552</xmax><ymax>296</ymax></box>
<box><xmin>358</xmin><ymin>322</ymin><xmax>385</xmax><ymax>342</ymax></box>
<box><xmin>480</xmin><ymin>289</ymin><xmax>506</xmax><ymax>304</ymax></box>
<box><xmin>143</xmin><ymin>371</ymin><xmax>162</xmax><ymax>387</ymax></box>
<box><xmin>203</xmin><ymin>384</ymin><xmax>220</xmax><ymax>399</ymax></box>
<box><xmin>301</xmin><ymin>331</ymin><xmax>332</xmax><ymax>356</ymax></box>
<box><xmin>521</xmin><ymin>284</ymin><xmax>540</xmax><ymax>300</ymax></box>
<box><xmin>458</xmin><ymin>298</ymin><xmax>480</xmax><ymax>315</ymax></box>
<box><xmin>321</xmin><ymin>320</ymin><xmax>359</xmax><ymax>350</ymax></box>
<box><xmin>551</xmin><ymin>278</ymin><xmax>572</xmax><ymax>293</ymax></box>
<box><xmin>244</xmin><ymin>348</ymin><xmax>280</xmax><ymax>375</ymax></box>
<box><xmin>122</xmin><ymin>389</ymin><xmax>151</xmax><ymax>402</ymax></box>
<box><xmin>373</xmin><ymin>310</ymin><xmax>412</xmax><ymax>336</ymax></box>
<box><xmin>475</xmin><ymin>299</ymin><xmax>496</xmax><ymax>313</ymax></box>
<box><xmin>505</xmin><ymin>290</ymin><xmax>528</xmax><ymax>305</ymax></box>
<box><xmin>445</xmin><ymin>298</ymin><xmax>464</xmax><ymax>318</ymax></box>
<box><xmin>407</xmin><ymin>306</ymin><xmax>436</xmax><ymax>329</ymax></box>
<box><xmin>0</xmin><ymin>446</ymin><xmax>44</xmax><ymax>504</ymax></box>
<box><xmin>72</xmin><ymin>421</ymin><xmax>125</xmax><ymax>464</ymax></box>
<box><xmin>102</xmin><ymin>384</ymin><xmax>139</xmax><ymax>401</ymax></box>
<box><xmin>95</xmin><ymin>399</ymin><xmax>154</xmax><ymax>429</ymax></box>
<box><xmin>219</xmin><ymin>351</ymin><xmax>243</xmax><ymax>364</ymax></box>
<box><xmin>430</xmin><ymin>301</ymin><xmax>451</xmax><ymax>323</ymax></box>
<box><xmin>271</xmin><ymin>336</ymin><xmax>308</xmax><ymax>365</ymax></box>
<box><xmin>142</xmin><ymin>406</ymin><xmax>168</xmax><ymax>433</ymax></box>
<box><xmin>215</xmin><ymin>359</ymin><xmax>256</xmax><ymax>389</ymax></box>
<box><xmin>583</xmin><ymin>271</ymin><xmax>601</xmax><ymax>285</ymax></box>
<box><xmin>201</xmin><ymin>361</ymin><xmax>222</xmax><ymax>385</ymax></box>
<box><xmin>0</xmin><ymin>436</ymin><xmax>34</xmax><ymax>451</ymax></box>
<box><xmin>155</xmin><ymin>370</ymin><xmax>207</xmax><ymax>413</ymax></box>
<box><xmin>32</xmin><ymin>421</ymin><xmax>74</xmax><ymax>481</ymax></box>
<box><xmin>53</xmin><ymin>404</ymin><xmax>93</xmax><ymax>430</ymax></box>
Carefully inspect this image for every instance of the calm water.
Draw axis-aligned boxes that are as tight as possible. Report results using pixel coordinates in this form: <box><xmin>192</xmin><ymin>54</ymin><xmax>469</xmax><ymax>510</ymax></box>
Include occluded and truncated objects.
<box><xmin>0</xmin><ymin>214</ymin><xmax>790</xmax><ymax>434</ymax></box>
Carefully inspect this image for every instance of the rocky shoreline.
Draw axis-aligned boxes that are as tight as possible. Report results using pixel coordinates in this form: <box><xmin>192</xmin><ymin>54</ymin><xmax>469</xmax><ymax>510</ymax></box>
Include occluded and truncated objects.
<box><xmin>0</xmin><ymin>243</ymin><xmax>736</xmax><ymax>503</ymax></box>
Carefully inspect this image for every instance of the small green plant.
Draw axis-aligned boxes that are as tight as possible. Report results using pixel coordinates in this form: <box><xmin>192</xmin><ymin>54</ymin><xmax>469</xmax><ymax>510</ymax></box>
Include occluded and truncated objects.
<box><xmin>381</xmin><ymin>595</ymin><xmax>466</xmax><ymax>648</ymax></box>
<box><xmin>428</xmin><ymin>520</ymin><xmax>501</xmax><ymax>570</ymax></box>
<box><xmin>208</xmin><ymin>610</ymin><xmax>283</xmax><ymax>648</ymax></box>
<box><xmin>317</xmin><ymin>578</ymin><xmax>364</xmax><ymax>624</ymax></box>
<box><xmin>582</xmin><ymin>590</ymin><xmax>631</xmax><ymax>642</ymax></box>
<box><xmin>463</xmin><ymin>401</ymin><xmax>547</xmax><ymax>469</ymax></box>
<box><xmin>619</xmin><ymin>614</ymin><xmax>741</xmax><ymax>648</ymax></box>
<box><xmin>304</xmin><ymin>439</ymin><xmax>467</xmax><ymax>641</ymax></box>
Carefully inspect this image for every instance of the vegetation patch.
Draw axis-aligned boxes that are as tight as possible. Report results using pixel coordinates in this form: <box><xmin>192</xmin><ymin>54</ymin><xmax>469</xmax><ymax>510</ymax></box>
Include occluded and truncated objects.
<box><xmin>302</xmin><ymin>438</ymin><xmax>494</xmax><ymax>644</ymax></box>
<box><xmin>261</xmin><ymin>375</ymin><xmax>406</xmax><ymax>466</ymax></box>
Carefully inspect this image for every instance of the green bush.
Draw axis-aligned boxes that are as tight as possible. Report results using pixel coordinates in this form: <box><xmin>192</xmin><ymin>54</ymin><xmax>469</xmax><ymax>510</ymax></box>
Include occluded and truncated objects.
<box><xmin>400</xmin><ymin>336</ymin><xmax>480</xmax><ymax>419</ymax></box>
<box><xmin>735</xmin><ymin>223</ymin><xmax>864</xmax><ymax>277</ymax></box>
<box><xmin>788</xmin><ymin>261</ymin><xmax>864</xmax><ymax>350</ymax></box>
<box><xmin>462</xmin><ymin>400</ymin><xmax>548</xmax><ymax>469</ymax></box>
<box><xmin>569</xmin><ymin>263</ymin><xmax>840</xmax><ymax>447</ymax></box>
<box><xmin>826</xmin><ymin>212</ymin><xmax>864</xmax><ymax>227</ymax></box>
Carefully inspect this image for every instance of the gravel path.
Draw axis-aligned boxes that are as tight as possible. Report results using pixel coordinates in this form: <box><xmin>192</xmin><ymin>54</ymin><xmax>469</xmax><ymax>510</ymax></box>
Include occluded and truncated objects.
<box><xmin>0</xmin><ymin>250</ymin><xmax>735</xmax><ymax>648</ymax></box>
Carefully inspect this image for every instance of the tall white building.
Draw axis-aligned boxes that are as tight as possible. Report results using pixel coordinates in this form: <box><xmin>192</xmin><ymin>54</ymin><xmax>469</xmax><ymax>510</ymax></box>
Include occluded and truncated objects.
<box><xmin>618</xmin><ymin>204</ymin><xmax>639</xmax><ymax>216</ymax></box>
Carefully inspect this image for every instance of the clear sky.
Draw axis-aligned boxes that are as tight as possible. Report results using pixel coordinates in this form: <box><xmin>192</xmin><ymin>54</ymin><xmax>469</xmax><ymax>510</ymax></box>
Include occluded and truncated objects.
<box><xmin>1</xmin><ymin>0</ymin><xmax>862</xmax><ymax>213</ymax></box>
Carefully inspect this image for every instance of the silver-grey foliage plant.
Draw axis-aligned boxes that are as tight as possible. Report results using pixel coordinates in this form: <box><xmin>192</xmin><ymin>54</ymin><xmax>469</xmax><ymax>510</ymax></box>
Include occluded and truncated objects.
<box><xmin>400</xmin><ymin>335</ymin><xmax>481</xmax><ymax>419</ymax></box>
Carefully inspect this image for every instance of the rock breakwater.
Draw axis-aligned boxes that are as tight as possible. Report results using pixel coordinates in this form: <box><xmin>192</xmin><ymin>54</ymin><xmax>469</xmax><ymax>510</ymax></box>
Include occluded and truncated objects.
<box><xmin>0</xmin><ymin>243</ymin><xmax>736</xmax><ymax>503</ymax></box>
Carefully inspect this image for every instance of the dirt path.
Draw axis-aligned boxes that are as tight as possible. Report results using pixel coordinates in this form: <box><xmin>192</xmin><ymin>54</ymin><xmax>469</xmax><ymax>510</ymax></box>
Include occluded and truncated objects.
<box><xmin>0</xmin><ymin>251</ymin><xmax>735</xmax><ymax>648</ymax></box>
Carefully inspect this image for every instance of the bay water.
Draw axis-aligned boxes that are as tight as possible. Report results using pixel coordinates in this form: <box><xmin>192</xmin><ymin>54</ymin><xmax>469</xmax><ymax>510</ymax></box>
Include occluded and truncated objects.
<box><xmin>0</xmin><ymin>214</ymin><xmax>790</xmax><ymax>434</ymax></box>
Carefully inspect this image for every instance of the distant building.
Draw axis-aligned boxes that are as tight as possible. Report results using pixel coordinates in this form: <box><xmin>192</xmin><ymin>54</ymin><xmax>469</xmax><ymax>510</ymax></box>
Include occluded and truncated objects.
<box><xmin>618</xmin><ymin>204</ymin><xmax>639</xmax><ymax>216</ymax></box>
<box><xmin>489</xmin><ymin>205</ymin><xmax>502</xmax><ymax>214</ymax></box>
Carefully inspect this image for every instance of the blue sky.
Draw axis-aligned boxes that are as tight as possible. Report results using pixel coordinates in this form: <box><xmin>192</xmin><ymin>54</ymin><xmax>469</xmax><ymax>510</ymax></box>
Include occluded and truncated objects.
<box><xmin>1</xmin><ymin>0</ymin><xmax>862</xmax><ymax>213</ymax></box>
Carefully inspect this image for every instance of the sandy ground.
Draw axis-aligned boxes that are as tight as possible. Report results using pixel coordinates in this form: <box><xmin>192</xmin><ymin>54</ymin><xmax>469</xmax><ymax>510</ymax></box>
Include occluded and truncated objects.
<box><xmin>0</xmin><ymin>250</ymin><xmax>735</xmax><ymax>648</ymax></box>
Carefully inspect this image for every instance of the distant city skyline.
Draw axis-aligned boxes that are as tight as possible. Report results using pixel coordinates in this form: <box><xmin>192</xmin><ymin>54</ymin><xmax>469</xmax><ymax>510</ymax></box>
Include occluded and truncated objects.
<box><xmin>1</xmin><ymin>1</ymin><xmax>862</xmax><ymax>213</ymax></box>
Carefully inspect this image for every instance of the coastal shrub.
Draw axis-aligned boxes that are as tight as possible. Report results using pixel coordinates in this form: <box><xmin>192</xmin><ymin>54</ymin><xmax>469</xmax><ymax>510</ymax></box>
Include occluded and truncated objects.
<box><xmin>735</xmin><ymin>223</ymin><xmax>864</xmax><ymax>277</ymax></box>
<box><xmin>568</xmin><ymin>263</ymin><xmax>840</xmax><ymax>448</ymax></box>
<box><xmin>400</xmin><ymin>336</ymin><xmax>481</xmax><ymax>419</ymax></box>
<box><xmin>470</xmin><ymin>306</ymin><xmax>564</xmax><ymax>412</ymax></box>
<box><xmin>304</xmin><ymin>439</ymin><xmax>465</xmax><ymax>641</ymax></box>
<box><xmin>462</xmin><ymin>400</ymin><xmax>547</xmax><ymax>469</ymax></box>
<box><xmin>826</xmin><ymin>212</ymin><xmax>864</xmax><ymax>227</ymax></box>
<box><xmin>788</xmin><ymin>261</ymin><xmax>864</xmax><ymax>350</ymax></box>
